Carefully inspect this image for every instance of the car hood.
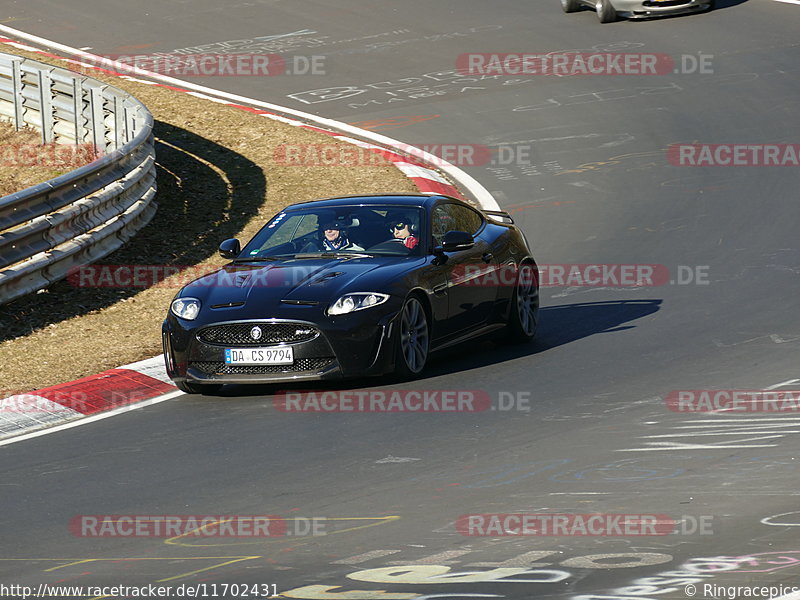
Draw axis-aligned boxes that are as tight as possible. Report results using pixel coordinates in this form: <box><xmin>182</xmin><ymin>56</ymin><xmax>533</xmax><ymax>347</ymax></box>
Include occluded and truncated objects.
<box><xmin>179</xmin><ymin>256</ymin><xmax>399</xmax><ymax>308</ymax></box>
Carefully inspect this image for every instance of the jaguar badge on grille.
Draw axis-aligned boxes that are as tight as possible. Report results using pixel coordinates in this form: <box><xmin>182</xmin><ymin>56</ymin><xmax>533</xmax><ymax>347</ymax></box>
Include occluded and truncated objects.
<box><xmin>250</xmin><ymin>326</ymin><xmax>263</xmax><ymax>341</ymax></box>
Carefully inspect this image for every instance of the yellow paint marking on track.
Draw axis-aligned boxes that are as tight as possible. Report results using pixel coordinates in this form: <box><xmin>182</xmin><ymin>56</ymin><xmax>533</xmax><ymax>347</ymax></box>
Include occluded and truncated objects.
<box><xmin>328</xmin><ymin>516</ymin><xmax>401</xmax><ymax>537</ymax></box>
<box><xmin>1</xmin><ymin>516</ymin><xmax>399</xmax><ymax>584</ymax></box>
<box><xmin>156</xmin><ymin>556</ymin><xmax>261</xmax><ymax>582</ymax></box>
<box><xmin>44</xmin><ymin>558</ymin><xmax>97</xmax><ymax>571</ymax></box>
<box><xmin>164</xmin><ymin>516</ymin><xmax>401</xmax><ymax>547</ymax></box>
<box><xmin>555</xmin><ymin>149</ymin><xmax>668</xmax><ymax>175</ymax></box>
<box><xmin>0</xmin><ymin>556</ymin><xmax>263</xmax><ymax>585</ymax></box>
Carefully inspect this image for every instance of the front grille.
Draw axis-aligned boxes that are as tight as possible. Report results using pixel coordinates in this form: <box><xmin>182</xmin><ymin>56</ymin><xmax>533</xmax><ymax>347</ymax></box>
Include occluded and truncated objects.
<box><xmin>190</xmin><ymin>358</ymin><xmax>334</xmax><ymax>375</ymax></box>
<box><xmin>197</xmin><ymin>323</ymin><xmax>319</xmax><ymax>346</ymax></box>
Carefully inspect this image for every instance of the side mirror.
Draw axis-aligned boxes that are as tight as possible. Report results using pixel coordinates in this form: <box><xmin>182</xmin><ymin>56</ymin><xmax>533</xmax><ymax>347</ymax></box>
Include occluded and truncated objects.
<box><xmin>440</xmin><ymin>230</ymin><xmax>475</xmax><ymax>252</ymax></box>
<box><xmin>219</xmin><ymin>238</ymin><xmax>241</xmax><ymax>259</ymax></box>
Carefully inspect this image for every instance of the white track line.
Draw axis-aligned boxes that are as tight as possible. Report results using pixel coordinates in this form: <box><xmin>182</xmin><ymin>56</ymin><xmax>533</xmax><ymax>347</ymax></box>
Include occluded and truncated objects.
<box><xmin>0</xmin><ymin>390</ymin><xmax>184</xmax><ymax>448</ymax></box>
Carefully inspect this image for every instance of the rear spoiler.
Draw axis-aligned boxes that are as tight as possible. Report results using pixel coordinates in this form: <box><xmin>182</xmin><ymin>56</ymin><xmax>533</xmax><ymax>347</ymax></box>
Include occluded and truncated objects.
<box><xmin>484</xmin><ymin>210</ymin><xmax>515</xmax><ymax>225</ymax></box>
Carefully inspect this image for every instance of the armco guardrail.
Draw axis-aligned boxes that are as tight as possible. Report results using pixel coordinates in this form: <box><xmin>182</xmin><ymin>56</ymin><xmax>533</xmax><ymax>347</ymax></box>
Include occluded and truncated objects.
<box><xmin>0</xmin><ymin>52</ymin><xmax>156</xmax><ymax>305</ymax></box>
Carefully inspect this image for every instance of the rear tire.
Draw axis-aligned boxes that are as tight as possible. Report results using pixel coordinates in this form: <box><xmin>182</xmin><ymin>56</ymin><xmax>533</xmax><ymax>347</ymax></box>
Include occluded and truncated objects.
<box><xmin>505</xmin><ymin>263</ymin><xmax>539</xmax><ymax>343</ymax></box>
<box><xmin>175</xmin><ymin>381</ymin><xmax>223</xmax><ymax>395</ymax></box>
<box><xmin>561</xmin><ymin>0</ymin><xmax>582</xmax><ymax>12</ymax></box>
<box><xmin>394</xmin><ymin>295</ymin><xmax>430</xmax><ymax>379</ymax></box>
<box><xmin>596</xmin><ymin>0</ymin><xmax>618</xmax><ymax>22</ymax></box>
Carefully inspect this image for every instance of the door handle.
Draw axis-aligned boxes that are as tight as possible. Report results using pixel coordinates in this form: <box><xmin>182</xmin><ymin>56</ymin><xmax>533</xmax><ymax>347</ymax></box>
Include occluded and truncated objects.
<box><xmin>482</xmin><ymin>252</ymin><xmax>493</xmax><ymax>263</ymax></box>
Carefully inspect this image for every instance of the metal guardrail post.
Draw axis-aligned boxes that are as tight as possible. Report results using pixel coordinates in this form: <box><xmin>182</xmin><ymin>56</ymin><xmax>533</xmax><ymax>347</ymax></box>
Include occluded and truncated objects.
<box><xmin>122</xmin><ymin>105</ymin><xmax>131</xmax><ymax>144</ymax></box>
<box><xmin>72</xmin><ymin>77</ymin><xmax>83</xmax><ymax>143</ymax></box>
<box><xmin>37</xmin><ymin>68</ymin><xmax>54</xmax><ymax>143</ymax></box>
<box><xmin>89</xmin><ymin>85</ymin><xmax>105</xmax><ymax>152</ymax></box>
<box><xmin>113</xmin><ymin>95</ymin><xmax>124</xmax><ymax>149</ymax></box>
<box><xmin>125</xmin><ymin>105</ymin><xmax>137</xmax><ymax>144</ymax></box>
<box><xmin>10</xmin><ymin>57</ymin><xmax>23</xmax><ymax>130</ymax></box>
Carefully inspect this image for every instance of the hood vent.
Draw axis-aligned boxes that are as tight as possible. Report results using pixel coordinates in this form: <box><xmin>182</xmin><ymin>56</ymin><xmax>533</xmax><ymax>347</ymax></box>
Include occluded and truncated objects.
<box><xmin>310</xmin><ymin>271</ymin><xmax>343</xmax><ymax>285</ymax></box>
<box><xmin>281</xmin><ymin>299</ymin><xmax>320</xmax><ymax>306</ymax></box>
<box><xmin>210</xmin><ymin>301</ymin><xmax>246</xmax><ymax>309</ymax></box>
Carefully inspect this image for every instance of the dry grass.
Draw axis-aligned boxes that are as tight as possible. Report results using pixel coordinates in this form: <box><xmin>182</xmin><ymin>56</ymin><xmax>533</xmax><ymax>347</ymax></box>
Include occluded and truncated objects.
<box><xmin>0</xmin><ymin>45</ymin><xmax>417</xmax><ymax>393</ymax></box>
<box><xmin>0</xmin><ymin>121</ymin><xmax>97</xmax><ymax>196</ymax></box>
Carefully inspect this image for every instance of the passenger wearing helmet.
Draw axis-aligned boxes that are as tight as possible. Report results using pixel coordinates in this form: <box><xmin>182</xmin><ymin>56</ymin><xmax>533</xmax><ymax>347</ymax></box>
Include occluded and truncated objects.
<box><xmin>387</xmin><ymin>212</ymin><xmax>419</xmax><ymax>249</ymax></box>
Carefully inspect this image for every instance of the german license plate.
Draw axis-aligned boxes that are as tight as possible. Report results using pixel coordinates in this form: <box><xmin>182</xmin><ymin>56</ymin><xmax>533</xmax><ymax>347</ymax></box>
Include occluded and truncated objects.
<box><xmin>224</xmin><ymin>347</ymin><xmax>294</xmax><ymax>365</ymax></box>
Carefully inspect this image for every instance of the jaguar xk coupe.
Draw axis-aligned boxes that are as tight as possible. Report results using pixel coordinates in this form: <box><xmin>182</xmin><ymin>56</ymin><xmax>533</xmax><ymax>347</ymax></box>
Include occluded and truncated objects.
<box><xmin>162</xmin><ymin>194</ymin><xmax>539</xmax><ymax>394</ymax></box>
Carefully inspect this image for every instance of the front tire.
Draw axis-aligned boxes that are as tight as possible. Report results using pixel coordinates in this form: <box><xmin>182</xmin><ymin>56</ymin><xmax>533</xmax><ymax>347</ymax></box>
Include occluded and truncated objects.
<box><xmin>505</xmin><ymin>263</ymin><xmax>539</xmax><ymax>343</ymax></box>
<box><xmin>561</xmin><ymin>0</ymin><xmax>582</xmax><ymax>12</ymax></box>
<box><xmin>175</xmin><ymin>380</ymin><xmax>223</xmax><ymax>395</ymax></box>
<box><xmin>394</xmin><ymin>296</ymin><xmax>430</xmax><ymax>379</ymax></box>
<box><xmin>596</xmin><ymin>0</ymin><xmax>618</xmax><ymax>22</ymax></box>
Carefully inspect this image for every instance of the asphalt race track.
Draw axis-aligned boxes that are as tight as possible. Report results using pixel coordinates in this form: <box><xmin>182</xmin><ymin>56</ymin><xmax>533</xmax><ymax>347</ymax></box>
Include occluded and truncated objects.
<box><xmin>2</xmin><ymin>1</ymin><xmax>800</xmax><ymax>598</ymax></box>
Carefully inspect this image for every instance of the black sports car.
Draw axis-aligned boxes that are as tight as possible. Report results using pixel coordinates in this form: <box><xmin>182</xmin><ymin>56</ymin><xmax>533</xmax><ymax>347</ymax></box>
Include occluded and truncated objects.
<box><xmin>162</xmin><ymin>194</ymin><xmax>539</xmax><ymax>394</ymax></box>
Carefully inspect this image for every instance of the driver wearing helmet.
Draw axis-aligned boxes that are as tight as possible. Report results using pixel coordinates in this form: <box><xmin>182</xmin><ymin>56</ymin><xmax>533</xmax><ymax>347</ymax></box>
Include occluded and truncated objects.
<box><xmin>387</xmin><ymin>211</ymin><xmax>419</xmax><ymax>249</ymax></box>
<box><xmin>319</xmin><ymin>216</ymin><xmax>363</xmax><ymax>251</ymax></box>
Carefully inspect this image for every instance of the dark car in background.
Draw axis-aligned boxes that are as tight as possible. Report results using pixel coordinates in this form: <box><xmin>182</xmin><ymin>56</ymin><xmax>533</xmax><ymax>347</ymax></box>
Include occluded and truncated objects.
<box><xmin>162</xmin><ymin>194</ymin><xmax>539</xmax><ymax>394</ymax></box>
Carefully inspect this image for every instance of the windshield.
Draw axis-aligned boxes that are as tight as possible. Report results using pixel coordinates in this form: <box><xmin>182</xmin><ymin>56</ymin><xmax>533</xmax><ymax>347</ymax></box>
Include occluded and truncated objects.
<box><xmin>239</xmin><ymin>205</ymin><xmax>425</xmax><ymax>259</ymax></box>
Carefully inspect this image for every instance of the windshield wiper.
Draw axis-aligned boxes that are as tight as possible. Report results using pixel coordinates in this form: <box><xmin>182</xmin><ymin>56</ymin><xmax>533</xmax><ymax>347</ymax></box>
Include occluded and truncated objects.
<box><xmin>294</xmin><ymin>252</ymin><xmax>372</xmax><ymax>259</ymax></box>
<box><xmin>231</xmin><ymin>256</ymin><xmax>281</xmax><ymax>262</ymax></box>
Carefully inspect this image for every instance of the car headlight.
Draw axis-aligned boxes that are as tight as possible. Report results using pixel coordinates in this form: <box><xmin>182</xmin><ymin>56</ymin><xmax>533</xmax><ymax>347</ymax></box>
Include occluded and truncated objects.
<box><xmin>328</xmin><ymin>292</ymin><xmax>389</xmax><ymax>316</ymax></box>
<box><xmin>171</xmin><ymin>297</ymin><xmax>201</xmax><ymax>320</ymax></box>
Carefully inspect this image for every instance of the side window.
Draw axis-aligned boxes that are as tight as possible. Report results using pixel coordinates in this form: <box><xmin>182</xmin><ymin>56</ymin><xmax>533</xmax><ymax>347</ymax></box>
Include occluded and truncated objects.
<box><xmin>432</xmin><ymin>203</ymin><xmax>484</xmax><ymax>244</ymax></box>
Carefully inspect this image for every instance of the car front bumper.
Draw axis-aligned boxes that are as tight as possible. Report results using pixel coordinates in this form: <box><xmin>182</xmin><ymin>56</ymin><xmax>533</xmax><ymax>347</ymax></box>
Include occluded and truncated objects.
<box><xmin>163</xmin><ymin>310</ymin><xmax>400</xmax><ymax>386</ymax></box>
